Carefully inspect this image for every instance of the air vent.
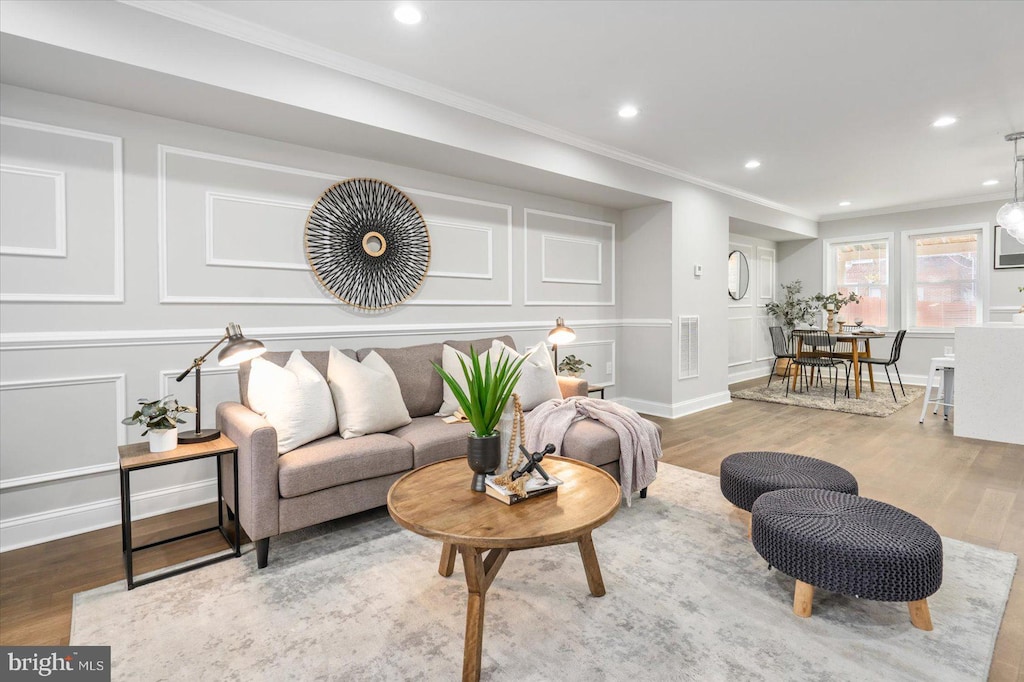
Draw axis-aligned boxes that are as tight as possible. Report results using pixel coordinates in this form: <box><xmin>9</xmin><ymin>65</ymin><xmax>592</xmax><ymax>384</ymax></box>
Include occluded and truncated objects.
<box><xmin>678</xmin><ymin>315</ymin><xmax>699</xmax><ymax>379</ymax></box>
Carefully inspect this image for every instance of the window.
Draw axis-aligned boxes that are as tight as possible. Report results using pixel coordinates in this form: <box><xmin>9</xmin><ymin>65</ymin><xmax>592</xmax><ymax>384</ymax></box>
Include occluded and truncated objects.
<box><xmin>824</xmin><ymin>235</ymin><xmax>892</xmax><ymax>329</ymax></box>
<box><xmin>904</xmin><ymin>226</ymin><xmax>985</xmax><ymax>330</ymax></box>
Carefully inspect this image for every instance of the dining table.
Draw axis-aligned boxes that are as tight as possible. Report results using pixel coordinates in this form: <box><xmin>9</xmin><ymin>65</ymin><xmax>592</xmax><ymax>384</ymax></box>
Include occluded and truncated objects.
<box><xmin>790</xmin><ymin>329</ymin><xmax>887</xmax><ymax>399</ymax></box>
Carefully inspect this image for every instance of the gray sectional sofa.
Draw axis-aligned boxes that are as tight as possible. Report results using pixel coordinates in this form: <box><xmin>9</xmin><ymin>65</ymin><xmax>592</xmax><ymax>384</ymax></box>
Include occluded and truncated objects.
<box><xmin>216</xmin><ymin>335</ymin><xmax>656</xmax><ymax>568</ymax></box>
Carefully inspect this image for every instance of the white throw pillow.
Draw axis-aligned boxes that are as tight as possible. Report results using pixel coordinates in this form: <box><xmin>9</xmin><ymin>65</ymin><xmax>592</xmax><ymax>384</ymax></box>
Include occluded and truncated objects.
<box><xmin>247</xmin><ymin>350</ymin><xmax>338</xmax><ymax>454</ymax></box>
<box><xmin>490</xmin><ymin>340</ymin><xmax>562</xmax><ymax>411</ymax></box>
<box><xmin>436</xmin><ymin>344</ymin><xmax>490</xmax><ymax>417</ymax></box>
<box><xmin>327</xmin><ymin>348</ymin><xmax>412</xmax><ymax>439</ymax></box>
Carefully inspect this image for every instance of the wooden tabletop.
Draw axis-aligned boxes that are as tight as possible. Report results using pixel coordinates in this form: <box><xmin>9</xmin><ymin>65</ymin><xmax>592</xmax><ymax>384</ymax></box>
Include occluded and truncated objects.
<box><xmin>118</xmin><ymin>434</ymin><xmax>237</xmax><ymax>471</ymax></box>
<box><xmin>387</xmin><ymin>456</ymin><xmax>621</xmax><ymax>550</ymax></box>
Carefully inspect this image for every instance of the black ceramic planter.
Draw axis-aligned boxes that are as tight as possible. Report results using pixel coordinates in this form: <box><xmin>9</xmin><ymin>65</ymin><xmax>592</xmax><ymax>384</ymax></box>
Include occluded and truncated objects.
<box><xmin>466</xmin><ymin>433</ymin><xmax>500</xmax><ymax>492</ymax></box>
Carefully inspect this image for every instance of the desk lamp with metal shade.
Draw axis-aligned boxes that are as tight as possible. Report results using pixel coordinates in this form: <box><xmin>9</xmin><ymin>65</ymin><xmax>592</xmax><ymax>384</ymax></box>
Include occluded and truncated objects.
<box><xmin>547</xmin><ymin>317</ymin><xmax>576</xmax><ymax>369</ymax></box>
<box><xmin>176</xmin><ymin>323</ymin><xmax>265</xmax><ymax>444</ymax></box>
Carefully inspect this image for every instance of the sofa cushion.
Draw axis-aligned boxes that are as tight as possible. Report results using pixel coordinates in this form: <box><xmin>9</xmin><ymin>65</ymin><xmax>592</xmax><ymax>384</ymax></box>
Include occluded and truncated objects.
<box><xmin>327</xmin><ymin>348</ymin><xmax>411</xmax><ymax>439</ymax></box>
<box><xmin>389</xmin><ymin>416</ymin><xmax>473</xmax><ymax>468</ymax></box>
<box><xmin>557</xmin><ymin>418</ymin><xmax>623</xmax><ymax>468</ymax></box>
<box><xmin>247</xmin><ymin>350</ymin><xmax>337</xmax><ymax>454</ymax></box>
<box><xmin>356</xmin><ymin>342</ymin><xmax>443</xmax><ymax>418</ymax></box>
<box><xmin>238</xmin><ymin>348</ymin><xmax>353</xmax><ymax>408</ymax></box>
<box><xmin>490</xmin><ymin>339</ymin><xmax>561</xmax><ymax>411</ymax></box>
<box><xmin>278</xmin><ymin>433</ymin><xmax>413</xmax><ymax>498</ymax></box>
<box><xmin>444</xmin><ymin>335</ymin><xmax>516</xmax><ymax>357</ymax></box>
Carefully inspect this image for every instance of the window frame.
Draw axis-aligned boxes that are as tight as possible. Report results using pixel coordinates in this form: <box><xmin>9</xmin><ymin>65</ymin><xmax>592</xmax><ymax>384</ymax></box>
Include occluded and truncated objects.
<box><xmin>822</xmin><ymin>232</ymin><xmax>895</xmax><ymax>331</ymax></box>
<box><xmin>901</xmin><ymin>223</ymin><xmax>989</xmax><ymax>333</ymax></box>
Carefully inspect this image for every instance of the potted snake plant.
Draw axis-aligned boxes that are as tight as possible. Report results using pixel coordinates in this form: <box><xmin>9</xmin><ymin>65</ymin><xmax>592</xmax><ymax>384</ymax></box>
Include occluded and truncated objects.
<box><xmin>433</xmin><ymin>347</ymin><xmax>526</xmax><ymax>492</ymax></box>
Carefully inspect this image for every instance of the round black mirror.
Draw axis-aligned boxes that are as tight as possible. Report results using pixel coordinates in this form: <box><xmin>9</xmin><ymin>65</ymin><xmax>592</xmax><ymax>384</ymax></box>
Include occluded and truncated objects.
<box><xmin>727</xmin><ymin>250</ymin><xmax>750</xmax><ymax>300</ymax></box>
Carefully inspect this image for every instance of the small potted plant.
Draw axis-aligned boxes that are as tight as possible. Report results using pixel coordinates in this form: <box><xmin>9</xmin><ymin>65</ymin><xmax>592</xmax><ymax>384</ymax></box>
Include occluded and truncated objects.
<box><xmin>122</xmin><ymin>396</ymin><xmax>196</xmax><ymax>453</ymax></box>
<box><xmin>557</xmin><ymin>354</ymin><xmax>591</xmax><ymax>377</ymax></box>
<box><xmin>433</xmin><ymin>348</ymin><xmax>526</xmax><ymax>492</ymax></box>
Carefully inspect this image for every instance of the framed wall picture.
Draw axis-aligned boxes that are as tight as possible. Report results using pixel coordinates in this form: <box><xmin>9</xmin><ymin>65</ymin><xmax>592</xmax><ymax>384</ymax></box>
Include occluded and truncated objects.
<box><xmin>994</xmin><ymin>225</ymin><xmax>1024</xmax><ymax>269</ymax></box>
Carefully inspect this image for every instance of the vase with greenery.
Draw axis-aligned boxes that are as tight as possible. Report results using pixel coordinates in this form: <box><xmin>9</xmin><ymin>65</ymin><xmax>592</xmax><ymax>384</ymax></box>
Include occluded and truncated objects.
<box><xmin>122</xmin><ymin>396</ymin><xmax>196</xmax><ymax>453</ymax></box>
<box><xmin>557</xmin><ymin>354</ymin><xmax>591</xmax><ymax>377</ymax></box>
<box><xmin>812</xmin><ymin>291</ymin><xmax>862</xmax><ymax>331</ymax></box>
<box><xmin>433</xmin><ymin>347</ymin><xmax>526</xmax><ymax>492</ymax></box>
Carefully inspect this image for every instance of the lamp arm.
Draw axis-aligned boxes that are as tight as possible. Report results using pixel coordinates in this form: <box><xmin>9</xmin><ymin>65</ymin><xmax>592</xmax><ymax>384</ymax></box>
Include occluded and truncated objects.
<box><xmin>175</xmin><ymin>334</ymin><xmax>228</xmax><ymax>382</ymax></box>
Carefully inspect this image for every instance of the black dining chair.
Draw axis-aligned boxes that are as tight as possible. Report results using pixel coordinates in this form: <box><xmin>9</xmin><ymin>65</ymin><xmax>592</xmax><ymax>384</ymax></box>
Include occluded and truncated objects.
<box><xmin>856</xmin><ymin>329</ymin><xmax>907</xmax><ymax>402</ymax></box>
<box><xmin>767</xmin><ymin>326</ymin><xmax>796</xmax><ymax>389</ymax></box>
<box><xmin>787</xmin><ymin>330</ymin><xmax>850</xmax><ymax>403</ymax></box>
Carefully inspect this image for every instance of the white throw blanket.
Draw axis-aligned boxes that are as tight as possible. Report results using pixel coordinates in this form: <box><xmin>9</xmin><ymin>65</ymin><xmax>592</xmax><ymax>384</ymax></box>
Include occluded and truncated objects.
<box><xmin>524</xmin><ymin>397</ymin><xmax>661</xmax><ymax>505</ymax></box>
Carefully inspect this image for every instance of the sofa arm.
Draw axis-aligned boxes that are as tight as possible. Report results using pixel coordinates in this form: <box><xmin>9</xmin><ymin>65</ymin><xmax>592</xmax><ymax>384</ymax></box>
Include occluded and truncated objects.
<box><xmin>216</xmin><ymin>402</ymin><xmax>280</xmax><ymax>542</ymax></box>
<box><xmin>557</xmin><ymin>376</ymin><xmax>588</xmax><ymax>398</ymax></box>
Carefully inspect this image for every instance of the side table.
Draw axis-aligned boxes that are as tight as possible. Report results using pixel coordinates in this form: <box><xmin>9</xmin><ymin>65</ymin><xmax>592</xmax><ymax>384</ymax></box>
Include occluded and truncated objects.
<box><xmin>587</xmin><ymin>384</ymin><xmax>607</xmax><ymax>399</ymax></box>
<box><xmin>118</xmin><ymin>435</ymin><xmax>240</xmax><ymax>589</ymax></box>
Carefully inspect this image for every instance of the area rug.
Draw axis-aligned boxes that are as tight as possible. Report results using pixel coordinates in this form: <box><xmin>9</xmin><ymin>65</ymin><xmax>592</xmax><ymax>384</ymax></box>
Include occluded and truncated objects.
<box><xmin>71</xmin><ymin>464</ymin><xmax>1015</xmax><ymax>681</ymax></box>
<box><xmin>732</xmin><ymin>379</ymin><xmax>923</xmax><ymax>417</ymax></box>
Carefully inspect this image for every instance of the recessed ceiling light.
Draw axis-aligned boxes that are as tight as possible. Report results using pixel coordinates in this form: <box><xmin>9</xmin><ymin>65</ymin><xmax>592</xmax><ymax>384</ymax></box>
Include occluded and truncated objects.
<box><xmin>394</xmin><ymin>5</ymin><xmax>422</xmax><ymax>24</ymax></box>
<box><xmin>932</xmin><ymin>116</ymin><xmax>957</xmax><ymax>128</ymax></box>
<box><xmin>838</xmin><ymin>201</ymin><xmax>852</xmax><ymax>207</ymax></box>
<box><xmin>744</xmin><ymin>160</ymin><xmax>761</xmax><ymax>169</ymax></box>
<box><xmin>982</xmin><ymin>179</ymin><xmax>1000</xmax><ymax>186</ymax></box>
<box><xmin>618</xmin><ymin>104</ymin><xmax>639</xmax><ymax>119</ymax></box>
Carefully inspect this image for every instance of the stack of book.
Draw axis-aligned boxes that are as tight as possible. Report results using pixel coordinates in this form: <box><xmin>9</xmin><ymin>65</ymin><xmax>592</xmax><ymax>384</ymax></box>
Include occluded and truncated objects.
<box><xmin>484</xmin><ymin>471</ymin><xmax>563</xmax><ymax>505</ymax></box>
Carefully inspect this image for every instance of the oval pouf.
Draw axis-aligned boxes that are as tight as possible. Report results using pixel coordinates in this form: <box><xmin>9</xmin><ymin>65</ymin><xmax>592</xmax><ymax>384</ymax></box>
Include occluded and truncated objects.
<box><xmin>752</xmin><ymin>488</ymin><xmax>943</xmax><ymax>603</ymax></box>
<box><xmin>719</xmin><ymin>451</ymin><xmax>858</xmax><ymax>512</ymax></box>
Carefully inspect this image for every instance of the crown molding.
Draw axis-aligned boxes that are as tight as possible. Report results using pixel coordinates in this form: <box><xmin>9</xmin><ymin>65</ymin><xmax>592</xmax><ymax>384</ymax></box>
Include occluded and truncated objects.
<box><xmin>818</xmin><ymin>191</ymin><xmax>1010</xmax><ymax>222</ymax></box>
<box><xmin>118</xmin><ymin>0</ymin><xmax>817</xmax><ymax>222</ymax></box>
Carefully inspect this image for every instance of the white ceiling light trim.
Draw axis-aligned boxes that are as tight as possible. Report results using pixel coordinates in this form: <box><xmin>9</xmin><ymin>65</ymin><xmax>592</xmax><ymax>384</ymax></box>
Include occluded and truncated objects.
<box><xmin>932</xmin><ymin>116</ymin><xmax>958</xmax><ymax>128</ymax></box>
<box><xmin>982</xmin><ymin>179</ymin><xmax>999</xmax><ymax>186</ymax></box>
<box><xmin>393</xmin><ymin>5</ymin><xmax>422</xmax><ymax>25</ymax></box>
<box><xmin>618</xmin><ymin>104</ymin><xmax>639</xmax><ymax>118</ymax></box>
<box><xmin>838</xmin><ymin>201</ymin><xmax>852</xmax><ymax>207</ymax></box>
<box><xmin>744</xmin><ymin>160</ymin><xmax>761</xmax><ymax>169</ymax></box>
<box><xmin>116</xmin><ymin>0</ymin><xmax>818</xmax><ymax>221</ymax></box>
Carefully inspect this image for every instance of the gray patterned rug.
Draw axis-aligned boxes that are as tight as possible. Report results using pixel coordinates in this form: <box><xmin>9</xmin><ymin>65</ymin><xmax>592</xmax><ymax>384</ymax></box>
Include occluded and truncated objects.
<box><xmin>732</xmin><ymin>377</ymin><xmax>924</xmax><ymax>417</ymax></box>
<box><xmin>71</xmin><ymin>464</ymin><xmax>1015</xmax><ymax>681</ymax></box>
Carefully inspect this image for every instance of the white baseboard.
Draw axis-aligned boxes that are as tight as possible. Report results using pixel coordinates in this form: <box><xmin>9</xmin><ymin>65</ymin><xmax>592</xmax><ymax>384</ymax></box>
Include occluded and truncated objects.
<box><xmin>727</xmin><ymin>365</ymin><xmax>774</xmax><ymax>384</ymax></box>
<box><xmin>0</xmin><ymin>478</ymin><xmax>217</xmax><ymax>553</ymax></box>
<box><xmin>615</xmin><ymin>390</ymin><xmax>732</xmax><ymax>419</ymax></box>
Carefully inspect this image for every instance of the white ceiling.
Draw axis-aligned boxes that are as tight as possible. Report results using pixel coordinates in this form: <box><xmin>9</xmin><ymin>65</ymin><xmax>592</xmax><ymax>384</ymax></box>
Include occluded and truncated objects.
<box><xmin>175</xmin><ymin>0</ymin><xmax>1023</xmax><ymax>220</ymax></box>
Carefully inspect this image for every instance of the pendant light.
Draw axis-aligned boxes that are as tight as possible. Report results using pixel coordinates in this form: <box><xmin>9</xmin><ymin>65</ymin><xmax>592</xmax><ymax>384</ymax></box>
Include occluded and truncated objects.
<box><xmin>996</xmin><ymin>132</ymin><xmax>1024</xmax><ymax>244</ymax></box>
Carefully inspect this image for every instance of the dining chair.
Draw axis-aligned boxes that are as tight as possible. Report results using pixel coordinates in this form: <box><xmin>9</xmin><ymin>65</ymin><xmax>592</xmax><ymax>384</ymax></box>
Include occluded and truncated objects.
<box><xmin>856</xmin><ymin>329</ymin><xmax>908</xmax><ymax>402</ymax></box>
<box><xmin>786</xmin><ymin>330</ymin><xmax>850</xmax><ymax>403</ymax></box>
<box><xmin>767</xmin><ymin>326</ymin><xmax>796</xmax><ymax>389</ymax></box>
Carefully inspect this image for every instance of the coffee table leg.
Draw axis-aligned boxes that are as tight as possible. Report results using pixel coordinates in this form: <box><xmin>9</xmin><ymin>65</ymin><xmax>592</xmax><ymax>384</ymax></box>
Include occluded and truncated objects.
<box><xmin>439</xmin><ymin>543</ymin><xmax>457</xmax><ymax>577</ymax></box>
<box><xmin>458</xmin><ymin>545</ymin><xmax>509</xmax><ymax>682</ymax></box>
<box><xmin>577</xmin><ymin>532</ymin><xmax>606</xmax><ymax>597</ymax></box>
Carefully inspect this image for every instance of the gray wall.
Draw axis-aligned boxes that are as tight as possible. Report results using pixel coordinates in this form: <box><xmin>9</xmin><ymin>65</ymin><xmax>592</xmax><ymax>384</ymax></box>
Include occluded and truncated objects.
<box><xmin>0</xmin><ymin>85</ymin><xmax>635</xmax><ymax>550</ymax></box>
<box><xmin>778</xmin><ymin>200</ymin><xmax>1023</xmax><ymax>380</ymax></box>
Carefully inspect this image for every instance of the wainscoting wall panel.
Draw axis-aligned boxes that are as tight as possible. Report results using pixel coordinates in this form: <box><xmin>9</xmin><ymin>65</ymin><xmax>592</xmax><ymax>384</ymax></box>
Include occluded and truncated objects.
<box><xmin>728</xmin><ymin>236</ymin><xmax>778</xmax><ymax>381</ymax></box>
<box><xmin>0</xmin><ymin>117</ymin><xmax>123</xmax><ymax>302</ymax></box>
<box><xmin>524</xmin><ymin>209</ymin><xmax>615</xmax><ymax>306</ymax></box>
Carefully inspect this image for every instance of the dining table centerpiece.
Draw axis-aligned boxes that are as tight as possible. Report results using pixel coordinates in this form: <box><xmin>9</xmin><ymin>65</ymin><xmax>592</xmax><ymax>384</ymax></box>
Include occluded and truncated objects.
<box><xmin>813</xmin><ymin>291</ymin><xmax>862</xmax><ymax>332</ymax></box>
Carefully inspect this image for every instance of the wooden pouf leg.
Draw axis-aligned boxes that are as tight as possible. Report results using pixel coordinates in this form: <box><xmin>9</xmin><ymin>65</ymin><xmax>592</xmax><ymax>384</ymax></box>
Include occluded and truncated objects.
<box><xmin>793</xmin><ymin>580</ymin><xmax>814</xmax><ymax>618</ymax></box>
<box><xmin>747</xmin><ymin>515</ymin><xmax>752</xmax><ymax>540</ymax></box>
<box><xmin>908</xmin><ymin>599</ymin><xmax>933</xmax><ymax>631</ymax></box>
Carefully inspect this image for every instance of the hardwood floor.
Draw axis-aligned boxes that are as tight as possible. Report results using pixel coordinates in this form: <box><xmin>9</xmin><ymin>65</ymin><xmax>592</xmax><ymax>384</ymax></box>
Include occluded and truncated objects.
<box><xmin>1</xmin><ymin>380</ymin><xmax>1021</xmax><ymax>680</ymax></box>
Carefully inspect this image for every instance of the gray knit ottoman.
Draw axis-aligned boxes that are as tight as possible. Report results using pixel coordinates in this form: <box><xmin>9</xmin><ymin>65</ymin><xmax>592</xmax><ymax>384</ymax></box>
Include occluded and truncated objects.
<box><xmin>719</xmin><ymin>451</ymin><xmax>858</xmax><ymax>536</ymax></box>
<box><xmin>752</xmin><ymin>488</ymin><xmax>943</xmax><ymax>630</ymax></box>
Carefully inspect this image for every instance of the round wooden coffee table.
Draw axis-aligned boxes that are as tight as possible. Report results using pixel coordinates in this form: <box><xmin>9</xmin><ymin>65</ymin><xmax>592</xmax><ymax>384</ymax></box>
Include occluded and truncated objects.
<box><xmin>387</xmin><ymin>455</ymin><xmax>620</xmax><ymax>682</ymax></box>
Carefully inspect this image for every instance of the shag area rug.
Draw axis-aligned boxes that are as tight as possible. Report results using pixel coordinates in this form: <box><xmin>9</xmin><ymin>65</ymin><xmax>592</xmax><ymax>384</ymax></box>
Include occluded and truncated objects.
<box><xmin>732</xmin><ymin>378</ymin><xmax>923</xmax><ymax>417</ymax></box>
<box><xmin>71</xmin><ymin>464</ymin><xmax>1015</xmax><ymax>681</ymax></box>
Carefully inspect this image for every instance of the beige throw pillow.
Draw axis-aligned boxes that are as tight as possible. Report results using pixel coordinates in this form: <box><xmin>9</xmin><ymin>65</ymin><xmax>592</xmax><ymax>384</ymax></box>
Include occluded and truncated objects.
<box><xmin>490</xmin><ymin>340</ymin><xmax>562</xmax><ymax>410</ymax></box>
<box><xmin>436</xmin><ymin>344</ymin><xmax>490</xmax><ymax>417</ymax></box>
<box><xmin>327</xmin><ymin>348</ymin><xmax>412</xmax><ymax>439</ymax></box>
<box><xmin>247</xmin><ymin>350</ymin><xmax>338</xmax><ymax>454</ymax></box>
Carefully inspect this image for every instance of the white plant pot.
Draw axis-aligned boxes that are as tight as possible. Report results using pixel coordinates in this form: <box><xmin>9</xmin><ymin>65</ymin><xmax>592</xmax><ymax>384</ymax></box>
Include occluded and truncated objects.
<box><xmin>1013</xmin><ymin>312</ymin><xmax>1024</xmax><ymax>326</ymax></box>
<box><xmin>148</xmin><ymin>427</ymin><xmax>178</xmax><ymax>453</ymax></box>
